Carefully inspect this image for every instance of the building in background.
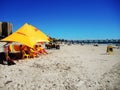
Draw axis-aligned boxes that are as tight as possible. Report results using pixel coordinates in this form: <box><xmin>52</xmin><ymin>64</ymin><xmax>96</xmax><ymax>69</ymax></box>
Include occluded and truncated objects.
<box><xmin>0</xmin><ymin>22</ymin><xmax>12</xmax><ymax>39</ymax></box>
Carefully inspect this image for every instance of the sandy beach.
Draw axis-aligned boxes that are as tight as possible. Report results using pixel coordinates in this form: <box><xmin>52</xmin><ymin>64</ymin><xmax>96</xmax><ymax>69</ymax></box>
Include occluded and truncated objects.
<box><xmin>0</xmin><ymin>43</ymin><xmax>120</xmax><ymax>90</ymax></box>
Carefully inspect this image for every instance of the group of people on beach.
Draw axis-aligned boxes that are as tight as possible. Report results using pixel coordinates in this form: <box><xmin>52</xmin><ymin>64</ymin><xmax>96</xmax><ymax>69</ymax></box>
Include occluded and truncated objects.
<box><xmin>20</xmin><ymin>44</ymin><xmax>48</xmax><ymax>58</ymax></box>
<box><xmin>3</xmin><ymin>43</ymin><xmax>48</xmax><ymax>65</ymax></box>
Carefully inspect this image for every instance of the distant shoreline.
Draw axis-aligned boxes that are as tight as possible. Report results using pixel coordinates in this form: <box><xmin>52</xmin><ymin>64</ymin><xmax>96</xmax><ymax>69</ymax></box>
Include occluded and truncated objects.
<box><xmin>51</xmin><ymin>38</ymin><xmax>120</xmax><ymax>45</ymax></box>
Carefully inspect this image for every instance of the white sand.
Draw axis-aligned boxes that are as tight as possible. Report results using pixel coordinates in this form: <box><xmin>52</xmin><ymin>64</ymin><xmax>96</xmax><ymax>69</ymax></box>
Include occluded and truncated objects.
<box><xmin>0</xmin><ymin>44</ymin><xmax>120</xmax><ymax>90</ymax></box>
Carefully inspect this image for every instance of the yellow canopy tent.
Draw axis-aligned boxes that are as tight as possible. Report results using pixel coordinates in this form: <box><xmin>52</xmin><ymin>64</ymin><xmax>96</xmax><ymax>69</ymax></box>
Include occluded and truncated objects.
<box><xmin>1</xmin><ymin>23</ymin><xmax>49</xmax><ymax>48</ymax></box>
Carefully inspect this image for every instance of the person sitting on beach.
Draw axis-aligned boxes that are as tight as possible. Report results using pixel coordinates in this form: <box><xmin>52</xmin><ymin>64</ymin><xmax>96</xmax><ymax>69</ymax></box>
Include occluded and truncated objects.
<box><xmin>5</xmin><ymin>53</ymin><xmax>16</xmax><ymax>65</ymax></box>
<box><xmin>4</xmin><ymin>43</ymin><xmax>16</xmax><ymax>65</ymax></box>
<box><xmin>28</xmin><ymin>47</ymin><xmax>39</xmax><ymax>58</ymax></box>
<box><xmin>20</xmin><ymin>45</ymin><xmax>30</xmax><ymax>59</ymax></box>
<box><xmin>22</xmin><ymin>46</ymin><xmax>39</xmax><ymax>58</ymax></box>
<box><xmin>34</xmin><ymin>45</ymin><xmax>48</xmax><ymax>55</ymax></box>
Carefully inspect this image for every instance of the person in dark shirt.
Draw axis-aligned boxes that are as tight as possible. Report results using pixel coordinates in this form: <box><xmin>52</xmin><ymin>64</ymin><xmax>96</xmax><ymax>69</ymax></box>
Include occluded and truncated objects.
<box><xmin>3</xmin><ymin>43</ymin><xmax>16</xmax><ymax>65</ymax></box>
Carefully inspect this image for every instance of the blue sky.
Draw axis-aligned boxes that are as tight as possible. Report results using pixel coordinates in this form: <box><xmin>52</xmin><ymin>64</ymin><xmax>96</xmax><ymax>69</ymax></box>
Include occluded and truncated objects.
<box><xmin>0</xmin><ymin>0</ymin><xmax>120</xmax><ymax>40</ymax></box>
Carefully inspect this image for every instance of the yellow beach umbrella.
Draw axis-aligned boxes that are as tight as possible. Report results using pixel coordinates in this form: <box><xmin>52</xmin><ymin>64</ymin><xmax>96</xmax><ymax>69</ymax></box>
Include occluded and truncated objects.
<box><xmin>1</xmin><ymin>23</ymin><xmax>49</xmax><ymax>48</ymax></box>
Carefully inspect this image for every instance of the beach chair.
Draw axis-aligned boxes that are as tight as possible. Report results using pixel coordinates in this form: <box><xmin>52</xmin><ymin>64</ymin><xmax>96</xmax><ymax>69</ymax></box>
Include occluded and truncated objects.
<box><xmin>8</xmin><ymin>44</ymin><xmax>14</xmax><ymax>52</ymax></box>
<box><xmin>106</xmin><ymin>45</ymin><xmax>113</xmax><ymax>55</ymax></box>
<box><xmin>29</xmin><ymin>48</ymin><xmax>38</xmax><ymax>58</ymax></box>
<box><xmin>35</xmin><ymin>45</ymin><xmax>48</xmax><ymax>55</ymax></box>
<box><xmin>8</xmin><ymin>44</ymin><xmax>22</xmax><ymax>59</ymax></box>
<box><xmin>8</xmin><ymin>44</ymin><xmax>21</xmax><ymax>52</ymax></box>
<box><xmin>22</xmin><ymin>50</ymin><xmax>30</xmax><ymax>59</ymax></box>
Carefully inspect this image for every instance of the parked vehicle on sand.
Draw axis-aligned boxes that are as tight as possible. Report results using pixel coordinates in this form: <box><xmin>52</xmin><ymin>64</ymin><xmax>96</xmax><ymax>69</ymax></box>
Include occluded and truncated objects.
<box><xmin>45</xmin><ymin>42</ymin><xmax>60</xmax><ymax>49</ymax></box>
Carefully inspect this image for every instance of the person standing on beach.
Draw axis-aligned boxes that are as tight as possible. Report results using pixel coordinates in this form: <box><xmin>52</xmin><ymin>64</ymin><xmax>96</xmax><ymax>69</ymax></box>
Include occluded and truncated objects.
<box><xmin>3</xmin><ymin>43</ymin><xmax>15</xmax><ymax>65</ymax></box>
